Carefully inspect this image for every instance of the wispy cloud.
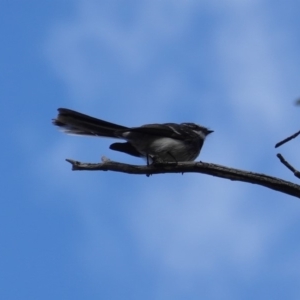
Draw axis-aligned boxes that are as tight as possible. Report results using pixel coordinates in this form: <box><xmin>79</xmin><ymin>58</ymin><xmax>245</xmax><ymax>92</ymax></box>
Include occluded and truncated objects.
<box><xmin>43</xmin><ymin>0</ymin><xmax>300</xmax><ymax>297</ymax></box>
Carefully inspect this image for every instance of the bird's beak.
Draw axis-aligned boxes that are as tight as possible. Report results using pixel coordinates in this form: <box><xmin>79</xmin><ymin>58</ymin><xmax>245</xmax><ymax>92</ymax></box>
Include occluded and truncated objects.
<box><xmin>207</xmin><ymin>130</ymin><xmax>214</xmax><ymax>135</ymax></box>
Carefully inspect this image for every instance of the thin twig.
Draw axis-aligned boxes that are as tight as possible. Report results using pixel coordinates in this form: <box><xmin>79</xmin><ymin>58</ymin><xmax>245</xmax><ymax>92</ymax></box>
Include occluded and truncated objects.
<box><xmin>275</xmin><ymin>130</ymin><xmax>300</xmax><ymax>148</ymax></box>
<box><xmin>276</xmin><ymin>153</ymin><xmax>300</xmax><ymax>179</ymax></box>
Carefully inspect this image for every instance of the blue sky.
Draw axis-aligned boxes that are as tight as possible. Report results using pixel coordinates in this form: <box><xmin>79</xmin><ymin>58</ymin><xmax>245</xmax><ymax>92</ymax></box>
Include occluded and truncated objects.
<box><xmin>2</xmin><ymin>0</ymin><xmax>300</xmax><ymax>299</ymax></box>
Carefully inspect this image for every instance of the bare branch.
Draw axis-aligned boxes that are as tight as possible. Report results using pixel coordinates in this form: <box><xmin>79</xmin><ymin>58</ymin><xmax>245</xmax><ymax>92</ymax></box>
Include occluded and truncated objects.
<box><xmin>65</xmin><ymin>159</ymin><xmax>300</xmax><ymax>199</ymax></box>
<box><xmin>275</xmin><ymin>130</ymin><xmax>300</xmax><ymax>148</ymax></box>
<box><xmin>277</xmin><ymin>153</ymin><xmax>300</xmax><ymax>179</ymax></box>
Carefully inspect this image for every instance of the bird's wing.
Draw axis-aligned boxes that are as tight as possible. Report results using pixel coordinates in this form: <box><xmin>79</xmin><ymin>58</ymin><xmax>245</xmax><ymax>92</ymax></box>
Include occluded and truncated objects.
<box><xmin>117</xmin><ymin>123</ymin><xmax>194</xmax><ymax>140</ymax></box>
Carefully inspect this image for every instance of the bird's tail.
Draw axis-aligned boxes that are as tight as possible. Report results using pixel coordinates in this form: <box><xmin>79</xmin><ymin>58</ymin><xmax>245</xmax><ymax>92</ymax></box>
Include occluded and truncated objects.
<box><xmin>52</xmin><ymin>108</ymin><xmax>127</xmax><ymax>138</ymax></box>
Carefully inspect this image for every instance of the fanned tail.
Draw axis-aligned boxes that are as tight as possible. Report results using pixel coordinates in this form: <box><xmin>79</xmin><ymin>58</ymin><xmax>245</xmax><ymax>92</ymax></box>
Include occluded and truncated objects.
<box><xmin>52</xmin><ymin>108</ymin><xmax>127</xmax><ymax>138</ymax></box>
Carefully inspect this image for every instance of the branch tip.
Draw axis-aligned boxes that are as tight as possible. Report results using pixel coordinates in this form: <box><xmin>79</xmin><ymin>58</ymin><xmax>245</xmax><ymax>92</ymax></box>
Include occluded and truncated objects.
<box><xmin>275</xmin><ymin>130</ymin><xmax>300</xmax><ymax>148</ymax></box>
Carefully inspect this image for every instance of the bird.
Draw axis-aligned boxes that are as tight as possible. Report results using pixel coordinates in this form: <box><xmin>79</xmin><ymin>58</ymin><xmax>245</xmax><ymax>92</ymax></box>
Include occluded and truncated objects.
<box><xmin>52</xmin><ymin>108</ymin><xmax>213</xmax><ymax>164</ymax></box>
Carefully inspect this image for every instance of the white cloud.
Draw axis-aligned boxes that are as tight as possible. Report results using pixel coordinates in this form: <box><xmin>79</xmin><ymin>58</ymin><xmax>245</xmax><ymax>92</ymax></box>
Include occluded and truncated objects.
<box><xmin>44</xmin><ymin>0</ymin><xmax>202</xmax><ymax>106</ymax></box>
<box><xmin>213</xmin><ymin>1</ymin><xmax>294</xmax><ymax>132</ymax></box>
<box><xmin>129</xmin><ymin>178</ymin><xmax>272</xmax><ymax>271</ymax></box>
<box><xmin>43</xmin><ymin>0</ymin><xmax>300</xmax><ymax>297</ymax></box>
